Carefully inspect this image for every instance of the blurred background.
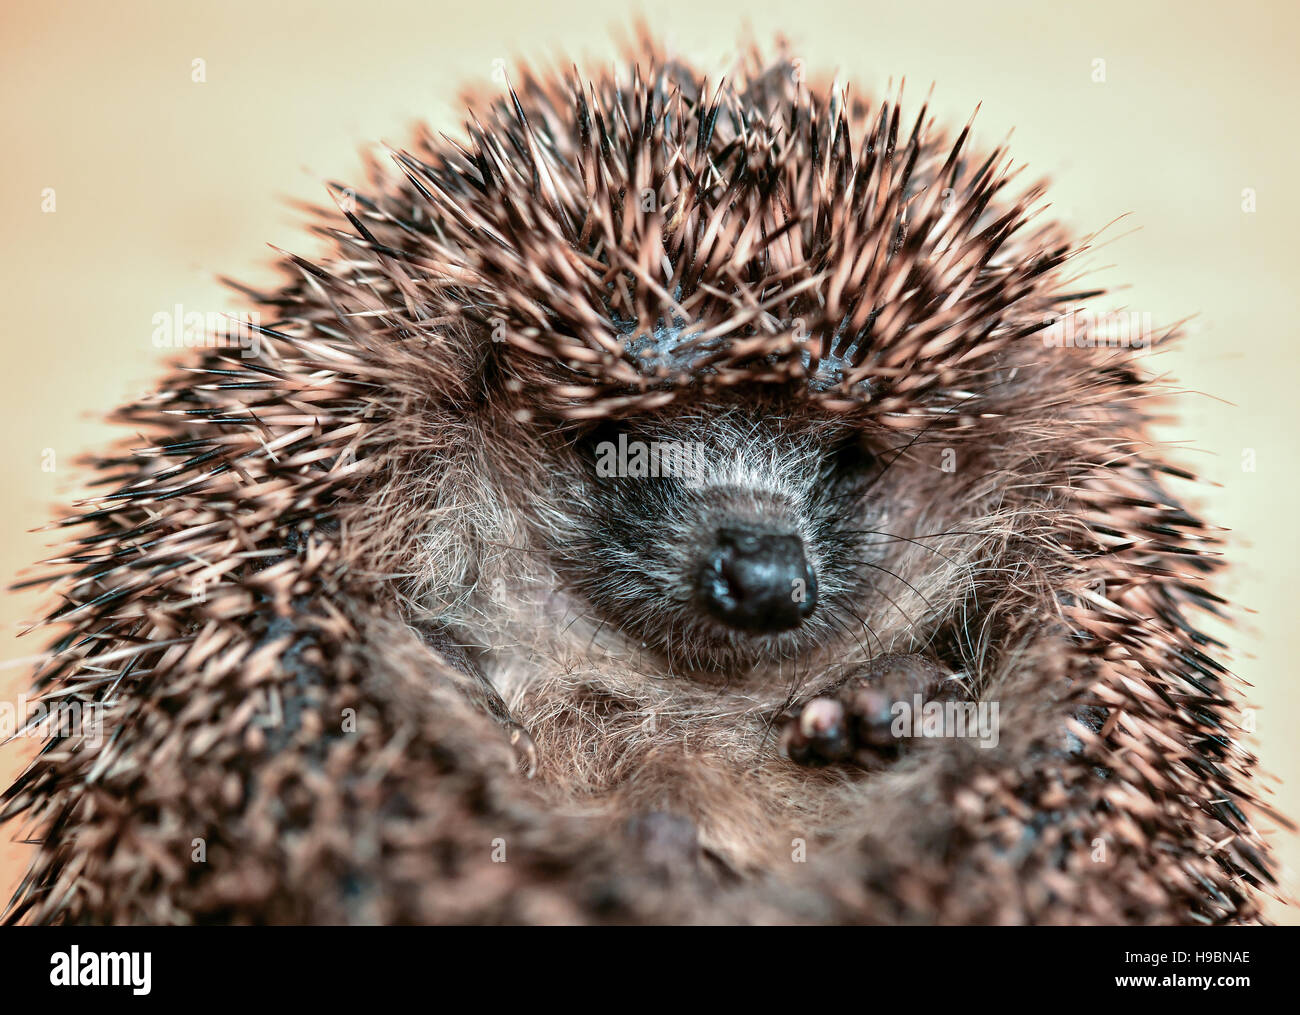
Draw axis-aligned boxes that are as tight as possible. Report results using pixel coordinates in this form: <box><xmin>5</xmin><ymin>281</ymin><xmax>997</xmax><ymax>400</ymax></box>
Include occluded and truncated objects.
<box><xmin>1</xmin><ymin>0</ymin><xmax>1296</xmax><ymax>921</ymax></box>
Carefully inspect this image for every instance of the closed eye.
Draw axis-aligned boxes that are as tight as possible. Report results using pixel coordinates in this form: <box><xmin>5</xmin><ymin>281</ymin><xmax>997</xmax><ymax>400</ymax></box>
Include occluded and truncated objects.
<box><xmin>825</xmin><ymin>434</ymin><xmax>880</xmax><ymax>479</ymax></box>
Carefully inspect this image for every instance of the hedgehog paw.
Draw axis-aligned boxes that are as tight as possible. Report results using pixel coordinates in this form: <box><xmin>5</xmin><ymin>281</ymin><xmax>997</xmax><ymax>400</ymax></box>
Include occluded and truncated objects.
<box><xmin>625</xmin><ymin>811</ymin><xmax>702</xmax><ymax>875</ymax></box>
<box><xmin>780</xmin><ymin>653</ymin><xmax>960</xmax><ymax>767</ymax></box>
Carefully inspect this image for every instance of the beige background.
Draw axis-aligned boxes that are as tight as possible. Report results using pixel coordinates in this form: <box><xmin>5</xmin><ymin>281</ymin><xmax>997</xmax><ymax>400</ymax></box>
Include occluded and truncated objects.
<box><xmin>2</xmin><ymin>0</ymin><xmax>1296</xmax><ymax>921</ymax></box>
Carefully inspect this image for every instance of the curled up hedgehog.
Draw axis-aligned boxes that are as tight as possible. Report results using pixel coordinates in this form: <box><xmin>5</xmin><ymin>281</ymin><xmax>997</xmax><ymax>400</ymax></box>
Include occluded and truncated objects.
<box><xmin>2</xmin><ymin>35</ymin><xmax>1282</xmax><ymax>925</ymax></box>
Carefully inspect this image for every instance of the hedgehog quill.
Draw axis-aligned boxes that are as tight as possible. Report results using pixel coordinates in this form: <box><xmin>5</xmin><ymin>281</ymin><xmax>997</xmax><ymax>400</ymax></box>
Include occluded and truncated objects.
<box><xmin>2</xmin><ymin>35</ymin><xmax>1279</xmax><ymax>924</ymax></box>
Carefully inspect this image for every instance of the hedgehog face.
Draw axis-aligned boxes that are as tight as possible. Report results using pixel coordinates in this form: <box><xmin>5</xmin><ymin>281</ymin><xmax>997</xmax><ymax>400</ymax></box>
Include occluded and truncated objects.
<box><xmin>535</xmin><ymin>397</ymin><xmax>951</xmax><ymax>676</ymax></box>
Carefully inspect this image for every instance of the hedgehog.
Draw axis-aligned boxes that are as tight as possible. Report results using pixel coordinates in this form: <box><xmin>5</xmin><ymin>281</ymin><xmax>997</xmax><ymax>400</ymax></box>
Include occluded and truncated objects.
<box><xmin>2</xmin><ymin>33</ymin><xmax>1281</xmax><ymax>925</ymax></box>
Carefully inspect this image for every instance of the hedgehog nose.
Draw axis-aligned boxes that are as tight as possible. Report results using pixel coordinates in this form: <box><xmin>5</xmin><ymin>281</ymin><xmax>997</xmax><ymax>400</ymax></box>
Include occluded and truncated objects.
<box><xmin>697</xmin><ymin>528</ymin><xmax>817</xmax><ymax>633</ymax></box>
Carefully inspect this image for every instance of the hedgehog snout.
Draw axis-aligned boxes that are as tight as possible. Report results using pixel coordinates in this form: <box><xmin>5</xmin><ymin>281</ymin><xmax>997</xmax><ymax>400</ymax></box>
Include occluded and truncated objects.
<box><xmin>694</xmin><ymin>527</ymin><xmax>817</xmax><ymax>633</ymax></box>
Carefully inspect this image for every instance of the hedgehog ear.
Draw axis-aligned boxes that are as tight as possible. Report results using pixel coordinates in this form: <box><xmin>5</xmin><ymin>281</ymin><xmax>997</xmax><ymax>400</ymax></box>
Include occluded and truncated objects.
<box><xmin>370</xmin><ymin>318</ymin><xmax>494</xmax><ymax>412</ymax></box>
<box><xmin>465</xmin><ymin>329</ymin><xmax>511</xmax><ymax>404</ymax></box>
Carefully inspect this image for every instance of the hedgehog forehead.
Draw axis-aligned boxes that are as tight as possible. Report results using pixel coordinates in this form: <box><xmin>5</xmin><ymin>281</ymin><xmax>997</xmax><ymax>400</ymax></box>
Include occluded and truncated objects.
<box><xmin>617</xmin><ymin>316</ymin><xmax>699</xmax><ymax>371</ymax></box>
<box><xmin>351</xmin><ymin>50</ymin><xmax>1087</xmax><ymax>422</ymax></box>
<box><xmin>613</xmin><ymin>315</ymin><xmax>873</xmax><ymax>396</ymax></box>
<box><xmin>431</xmin><ymin>71</ymin><xmax>1071</xmax><ymax>417</ymax></box>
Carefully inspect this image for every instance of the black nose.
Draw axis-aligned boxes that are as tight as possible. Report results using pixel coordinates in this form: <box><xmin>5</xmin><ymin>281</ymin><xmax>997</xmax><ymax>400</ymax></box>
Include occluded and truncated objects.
<box><xmin>696</xmin><ymin>528</ymin><xmax>818</xmax><ymax>633</ymax></box>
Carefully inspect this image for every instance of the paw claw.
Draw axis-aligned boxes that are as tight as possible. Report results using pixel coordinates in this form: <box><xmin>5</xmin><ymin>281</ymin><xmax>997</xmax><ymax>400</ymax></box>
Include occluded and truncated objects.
<box><xmin>800</xmin><ymin>697</ymin><xmax>845</xmax><ymax>738</ymax></box>
<box><xmin>781</xmin><ymin>696</ymin><xmax>851</xmax><ymax>764</ymax></box>
<box><xmin>508</xmin><ymin>723</ymin><xmax>538</xmax><ymax>778</ymax></box>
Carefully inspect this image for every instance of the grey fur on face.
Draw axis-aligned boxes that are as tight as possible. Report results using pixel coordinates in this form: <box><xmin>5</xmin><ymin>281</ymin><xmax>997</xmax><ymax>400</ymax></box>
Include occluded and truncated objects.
<box><xmin>513</xmin><ymin>402</ymin><xmax>909</xmax><ymax>676</ymax></box>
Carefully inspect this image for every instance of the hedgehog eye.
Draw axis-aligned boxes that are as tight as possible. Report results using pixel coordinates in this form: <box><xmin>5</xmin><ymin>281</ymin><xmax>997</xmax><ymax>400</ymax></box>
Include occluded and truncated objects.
<box><xmin>578</xmin><ymin>419</ymin><xmax>625</xmax><ymax>454</ymax></box>
<box><xmin>826</xmin><ymin>435</ymin><xmax>879</xmax><ymax>477</ymax></box>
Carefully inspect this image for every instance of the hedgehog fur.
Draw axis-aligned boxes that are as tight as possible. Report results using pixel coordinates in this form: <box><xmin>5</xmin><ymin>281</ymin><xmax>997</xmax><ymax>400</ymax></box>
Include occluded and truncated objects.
<box><xmin>2</xmin><ymin>33</ymin><xmax>1279</xmax><ymax>924</ymax></box>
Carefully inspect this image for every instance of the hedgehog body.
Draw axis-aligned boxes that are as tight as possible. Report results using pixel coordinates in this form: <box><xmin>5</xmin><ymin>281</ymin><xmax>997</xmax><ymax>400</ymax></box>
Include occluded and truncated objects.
<box><xmin>3</xmin><ymin>37</ymin><xmax>1276</xmax><ymax>924</ymax></box>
